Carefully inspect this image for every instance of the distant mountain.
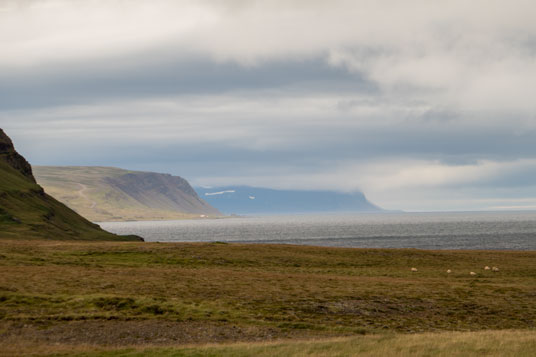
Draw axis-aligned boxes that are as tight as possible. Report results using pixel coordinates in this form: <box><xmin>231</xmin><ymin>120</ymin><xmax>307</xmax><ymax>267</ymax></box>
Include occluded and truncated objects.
<box><xmin>34</xmin><ymin>166</ymin><xmax>221</xmax><ymax>222</ymax></box>
<box><xmin>195</xmin><ymin>186</ymin><xmax>383</xmax><ymax>215</ymax></box>
<box><xmin>0</xmin><ymin>129</ymin><xmax>140</xmax><ymax>241</ymax></box>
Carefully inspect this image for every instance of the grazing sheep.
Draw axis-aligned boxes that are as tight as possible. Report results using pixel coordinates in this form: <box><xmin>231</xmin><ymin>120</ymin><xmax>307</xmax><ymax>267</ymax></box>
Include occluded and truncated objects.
<box><xmin>446</xmin><ymin>269</ymin><xmax>452</xmax><ymax>273</ymax></box>
<box><xmin>492</xmin><ymin>267</ymin><xmax>500</xmax><ymax>272</ymax></box>
<box><xmin>470</xmin><ymin>271</ymin><xmax>476</xmax><ymax>276</ymax></box>
<box><xmin>484</xmin><ymin>266</ymin><xmax>490</xmax><ymax>270</ymax></box>
<box><xmin>411</xmin><ymin>267</ymin><xmax>418</xmax><ymax>272</ymax></box>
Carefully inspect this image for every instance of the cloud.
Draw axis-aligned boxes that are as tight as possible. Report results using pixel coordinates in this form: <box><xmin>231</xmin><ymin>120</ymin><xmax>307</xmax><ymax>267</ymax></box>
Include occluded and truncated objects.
<box><xmin>1</xmin><ymin>0</ymin><xmax>536</xmax><ymax>211</ymax></box>
<box><xmin>3</xmin><ymin>0</ymin><xmax>536</xmax><ymax>114</ymax></box>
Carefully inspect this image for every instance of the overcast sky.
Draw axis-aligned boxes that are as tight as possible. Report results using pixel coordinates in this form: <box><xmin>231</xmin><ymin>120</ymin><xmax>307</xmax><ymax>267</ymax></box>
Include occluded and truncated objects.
<box><xmin>1</xmin><ymin>0</ymin><xmax>536</xmax><ymax>211</ymax></box>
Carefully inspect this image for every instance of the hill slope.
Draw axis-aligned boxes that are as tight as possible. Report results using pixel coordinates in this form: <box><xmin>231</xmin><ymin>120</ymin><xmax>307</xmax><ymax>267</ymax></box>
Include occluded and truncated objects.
<box><xmin>34</xmin><ymin>166</ymin><xmax>221</xmax><ymax>222</ymax></box>
<box><xmin>196</xmin><ymin>186</ymin><xmax>383</xmax><ymax>215</ymax></box>
<box><xmin>0</xmin><ymin>129</ymin><xmax>141</xmax><ymax>241</ymax></box>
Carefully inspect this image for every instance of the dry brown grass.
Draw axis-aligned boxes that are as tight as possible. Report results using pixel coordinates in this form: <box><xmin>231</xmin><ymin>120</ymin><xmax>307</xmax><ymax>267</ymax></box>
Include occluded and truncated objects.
<box><xmin>1</xmin><ymin>239</ymin><xmax>535</xmax><ymax>354</ymax></box>
<box><xmin>2</xmin><ymin>330</ymin><xmax>536</xmax><ymax>356</ymax></box>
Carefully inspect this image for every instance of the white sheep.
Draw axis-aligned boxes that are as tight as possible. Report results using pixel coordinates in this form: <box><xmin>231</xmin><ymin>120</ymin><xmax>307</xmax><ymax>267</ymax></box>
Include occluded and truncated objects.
<box><xmin>492</xmin><ymin>267</ymin><xmax>500</xmax><ymax>272</ymax></box>
<box><xmin>470</xmin><ymin>271</ymin><xmax>476</xmax><ymax>276</ymax></box>
<box><xmin>446</xmin><ymin>269</ymin><xmax>452</xmax><ymax>274</ymax></box>
<box><xmin>484</xmin><ymin>266</ymin><xmax>490</xmax><ymax>270</ymax></box>
<box><xmin>411</xmin><ymin>267</ymin><xmax>418</xmax><ymax>272</ymax></box>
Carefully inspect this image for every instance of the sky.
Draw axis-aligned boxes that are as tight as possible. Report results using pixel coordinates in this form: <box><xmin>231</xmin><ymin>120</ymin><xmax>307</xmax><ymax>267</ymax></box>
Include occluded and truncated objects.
<box><xmin>1</xmin><ymin>0</ymin><xmax>536</xmax><ymax>211</ymax></box>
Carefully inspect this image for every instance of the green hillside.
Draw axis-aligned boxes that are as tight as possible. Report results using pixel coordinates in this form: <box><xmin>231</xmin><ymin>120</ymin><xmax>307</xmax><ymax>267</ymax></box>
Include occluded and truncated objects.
<box><xmin>34</xmin><ymin>166</ymin><xmax>221</xmax><ymax>222</ymax></box>
<box><xmin>0</xmin><ymin>129</ymin><xmax>141</xmax><ymax>241</ymax></box>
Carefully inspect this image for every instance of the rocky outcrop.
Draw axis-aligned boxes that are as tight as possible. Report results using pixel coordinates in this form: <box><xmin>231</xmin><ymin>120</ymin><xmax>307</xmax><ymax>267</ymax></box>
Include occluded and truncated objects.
<box><xmin>34</xmin><ymin>166</ymin><xmax>221</xmax><ymax>221</ymax></box>
<box><xmin>0</xmin><ymin>128</ymin><xmax>142</xmax><ymax>241</ymax></box>
<box><xmin>105</xmin><ymin>172</ymin><xmax>220</xmax><ymax>215</ymax></box>
<box><xmin>0</xmin><ymin>129</ymin><xmax>35</xmax><ymax>182</ymax></box>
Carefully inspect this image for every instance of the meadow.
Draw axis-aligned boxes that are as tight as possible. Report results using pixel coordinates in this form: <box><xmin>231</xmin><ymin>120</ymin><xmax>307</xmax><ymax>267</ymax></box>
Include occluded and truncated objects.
<box><xmin>1</xmin><ymin>240</ymin><xmax>535</xmax><ymax>355</ymax></box>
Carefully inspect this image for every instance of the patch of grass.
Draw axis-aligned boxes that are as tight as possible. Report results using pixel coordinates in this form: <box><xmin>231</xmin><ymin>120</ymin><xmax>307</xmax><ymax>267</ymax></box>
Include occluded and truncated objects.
<box><xmin>4</xmin><ymin>330</ymin><xmax>536</xmax><ymax>356</ymax></box>
<box><xmin>141</xmin><ymin>304</ymin><xmax>166</xmax><ymax>315</ymax></box>
<box><xmin>93</xmin><ymin>297</ymin><xmax>138</xmax><ymax>311</ymax></box>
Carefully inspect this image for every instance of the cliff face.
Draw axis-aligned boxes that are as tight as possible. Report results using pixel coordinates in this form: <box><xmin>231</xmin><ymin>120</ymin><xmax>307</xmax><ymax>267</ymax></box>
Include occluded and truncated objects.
<box><xmin>0</xmin><ymin>129</ymin><xmax>141</xmax><ymax>241</ymax></box>
<box><xmin>0</xmin><ymin>129</ymin><xmax>35</xmax><ymax>182</ymax></box>
<box><xmin>196</xmin><ymin>186</ymin><xmax>383</xmax><ymax>215</ymax></box>
<box><xmin>104</xmin><ymin>172</ymin><xmax>220</xmax><ymax>215</ymax></box>
<box><xmin>33</xmin><ymin>166</ymin><xmax>221</xmax><ymax>222</ymax></box>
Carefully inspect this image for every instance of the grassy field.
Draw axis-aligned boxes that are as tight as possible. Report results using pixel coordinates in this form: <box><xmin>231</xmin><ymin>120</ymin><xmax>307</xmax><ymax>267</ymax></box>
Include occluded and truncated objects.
<box><xmin>1</xmin><ymin>240</ymin><xmax>535</xmax><ymax>355</ymax></box>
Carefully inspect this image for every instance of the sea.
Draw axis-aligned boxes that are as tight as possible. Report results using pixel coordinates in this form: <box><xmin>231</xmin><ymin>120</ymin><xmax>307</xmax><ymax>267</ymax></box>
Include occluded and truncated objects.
<box><xmin>99</xmin><ymin>211</ymin><xmax>536</xmax><ymax>250</ymax></box>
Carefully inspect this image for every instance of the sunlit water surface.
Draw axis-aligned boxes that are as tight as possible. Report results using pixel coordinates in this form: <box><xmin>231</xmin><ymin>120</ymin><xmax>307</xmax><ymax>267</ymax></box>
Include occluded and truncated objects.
<box><xmin>100</xmin><ymin>212</ymin><xmax>536</xmax><ymax>250</ymax></box>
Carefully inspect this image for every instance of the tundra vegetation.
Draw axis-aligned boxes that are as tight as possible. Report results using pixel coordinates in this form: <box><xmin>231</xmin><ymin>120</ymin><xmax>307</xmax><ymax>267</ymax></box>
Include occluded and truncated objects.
<box><xmin>0</xmin><ymin>240</ymin><xmax>535</xmax><ymax>356</ymax></box>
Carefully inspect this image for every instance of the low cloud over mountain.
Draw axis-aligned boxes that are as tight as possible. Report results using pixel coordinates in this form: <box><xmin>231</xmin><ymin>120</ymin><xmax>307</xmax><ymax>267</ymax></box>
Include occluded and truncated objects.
<box><xmin>2</xmin><ymin>1</ymin><xmax>536</xmax><ymax>211</ymax></box>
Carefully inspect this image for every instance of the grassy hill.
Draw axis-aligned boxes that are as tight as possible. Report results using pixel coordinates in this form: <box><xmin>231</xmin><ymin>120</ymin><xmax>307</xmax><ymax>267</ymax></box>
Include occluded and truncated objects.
<box><xmin>0</xmin><ymin>129</ymin><xmax>141</xmax><ymax>241</ymax></box>
<box><xmin>34</xmin><ymin>166</ymin><xmax>221</xmax><ymax>222</ymax></box>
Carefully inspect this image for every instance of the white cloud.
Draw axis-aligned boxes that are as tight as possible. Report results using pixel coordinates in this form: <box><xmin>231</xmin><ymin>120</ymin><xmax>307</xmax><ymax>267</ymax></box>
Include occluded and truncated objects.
<box><xmin>2</xmin><ymin>0</ymin><xmax>536</xmax><ymax>211</ymax></box>
<box><xmin>2</xmin><ymin>0</ymin><xmax>535</xmax><ymax>115</ymax></box>
<box><xmin>0</xmin><ymin>0</ymin><xmax>217</xmax><ymax>68</ymax></box>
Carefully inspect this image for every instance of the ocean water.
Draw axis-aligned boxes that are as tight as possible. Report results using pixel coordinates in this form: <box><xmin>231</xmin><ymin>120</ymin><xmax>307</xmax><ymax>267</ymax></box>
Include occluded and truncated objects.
<box><xmin>99</xmin><ymin>212</ymin><xmax>536</xmax><ymax>250</ymax></box>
